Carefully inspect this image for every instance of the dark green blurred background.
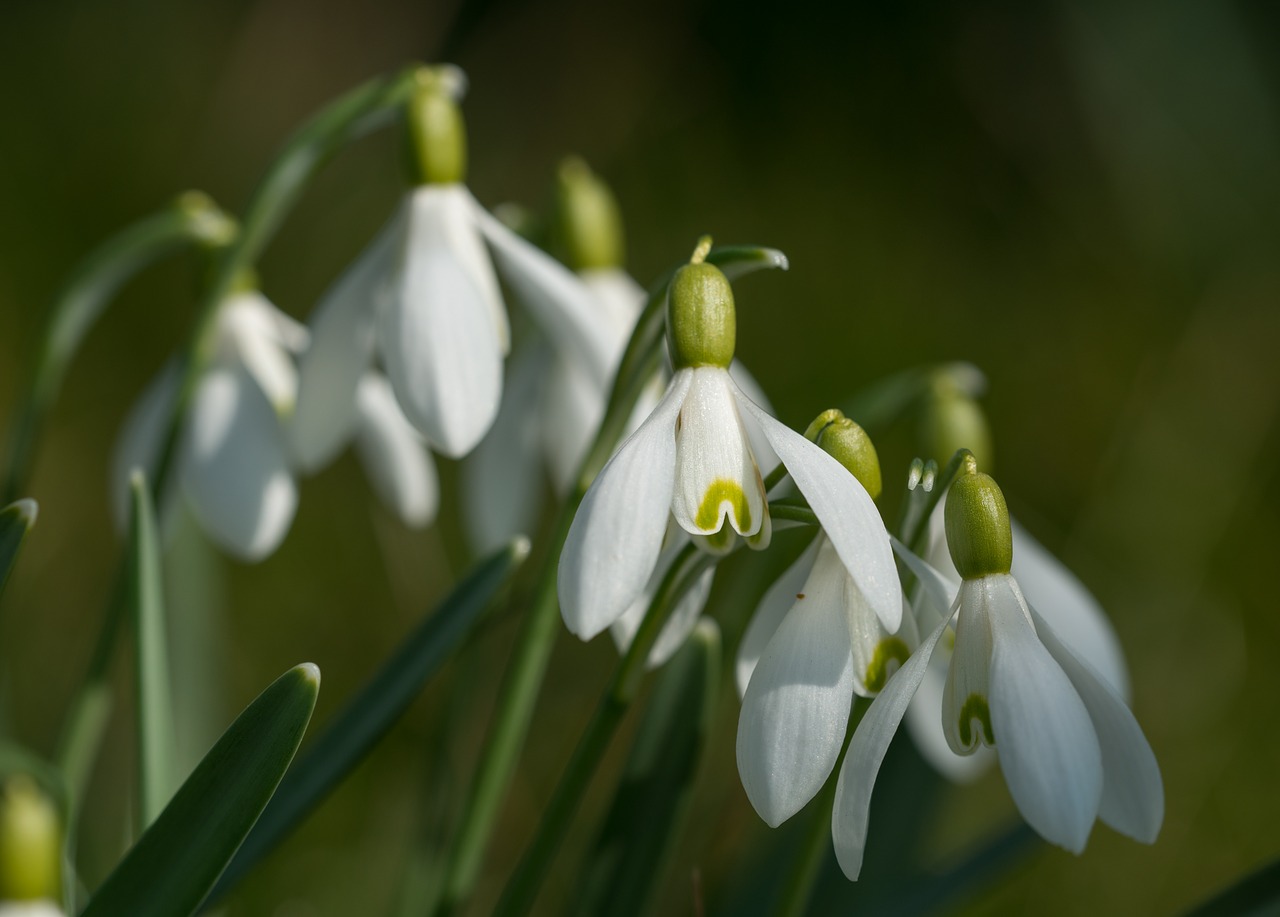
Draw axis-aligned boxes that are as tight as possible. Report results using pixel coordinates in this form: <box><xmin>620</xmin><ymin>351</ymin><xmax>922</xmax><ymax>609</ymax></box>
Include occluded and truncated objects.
<box><xmin>2</xmin><ymin>0</ymin><xmax>1278</xmax><ymax>913</ymax></box>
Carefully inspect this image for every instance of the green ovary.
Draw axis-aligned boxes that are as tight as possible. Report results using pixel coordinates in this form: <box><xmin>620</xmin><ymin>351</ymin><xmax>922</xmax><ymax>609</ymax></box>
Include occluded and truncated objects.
<box><xmin>959</xmin><ymin>693</ymin><xmax>995</xmax><ymax>748</ymax></box>
<box><xmin>863</xmin><ymin>637</ymin><xmax>912</xmax><ymax>693</ymax></box>
<box><xmin>695</xmin><ymin>478</ymin><xmax>752</xmax><ymax>534</ymax></box>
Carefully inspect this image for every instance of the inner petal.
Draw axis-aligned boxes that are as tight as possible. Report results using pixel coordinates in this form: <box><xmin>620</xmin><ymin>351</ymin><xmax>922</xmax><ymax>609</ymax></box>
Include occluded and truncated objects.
<box><xmin>942</xmin><ymin>578</ymin><xmax>996</xmax><ymax>755</ymax></box>
<box><xmin>672</xmin><ymin>366</ymin><xmax>768</xmax><ymax>543</ymax></box>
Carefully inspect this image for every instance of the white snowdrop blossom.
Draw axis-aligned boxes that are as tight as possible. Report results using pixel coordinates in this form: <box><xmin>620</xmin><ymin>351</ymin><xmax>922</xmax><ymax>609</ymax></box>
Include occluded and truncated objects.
<box><xmin>557</xmin><ymin>258</ymin><xmax>901</xmax><ymax>669</ymax></box>
<box><xmin>112</xmin><ymin>290</ymin><xmax>306</xmax><ymax>561</ymax></box>
<box><xmin>290</xmin><ymin>66</ymin><xmax>614</xmax><ymax>468</ymax></box>
<box><xmin>831</xmin><ymin>460</ymin><xmax>1162</xmax><ymax>880</ymax></box>
<box><xmin>0</xmin><ymin>902</ymin><xmax>65</xmax><ymax>917</ymax></box>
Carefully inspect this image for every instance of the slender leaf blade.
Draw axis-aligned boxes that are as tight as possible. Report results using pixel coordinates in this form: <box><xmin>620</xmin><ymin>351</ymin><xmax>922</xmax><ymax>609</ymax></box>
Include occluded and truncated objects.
<box><xmin>82</xmin><ymin>663</ymin><xmax>320</xmax><ymax>917</ymax></box>
<box><xmin>127</xmin><ymin>471</ymin><xmax>175</xmax><ymax>828</ymax></box>
<box><xmin>0</xmin><ymin>499</ymin><xmax>37</xmax><ymax>600</ymax></box>
<box><xmin>208</xmin><ymin>537</ymin><xmax>530</xmax><ymax>902</ymax></box>
<box><xmin>575</xmin><ymin>619</ymin><xmax>722</xmax><ymax>917</ymax></box>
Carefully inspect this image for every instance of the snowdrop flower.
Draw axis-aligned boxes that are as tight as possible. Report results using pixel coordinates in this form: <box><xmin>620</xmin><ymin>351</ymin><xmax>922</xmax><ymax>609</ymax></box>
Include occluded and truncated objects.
<box><xmin>0</xmin><ymin>904</ymin><xmax>64</xmax><ymax>917</ymax></box>
<box><xmin>290</xmin><ymin>66</ymin><xmax>615</xmax><ymax>468</ymax></box>
<box><xmin>734</xmin><ymin>414</ymin><xmax>916</xmax><ymax>827</ymax></box>
<box><xmin>558</xmin><ymin>244</ymin><xmax>901</xmax><ymax>674</ymax></box>
<box><xmin>112</xmin><ymin>285</ymin><xmax>305</xmax><ymax>561</ymax></box>
<box><xmin>831</xmin><ymin>455</ymin><xmax>1162</xmax><ymax>879</ymax></box>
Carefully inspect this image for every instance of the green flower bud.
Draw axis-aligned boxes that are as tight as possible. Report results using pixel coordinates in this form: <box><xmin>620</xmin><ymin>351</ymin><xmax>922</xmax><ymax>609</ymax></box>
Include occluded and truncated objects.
<box><xmin>944</xmin><ymin>453</ymin><xmax>1013</xmax><ymax>579</ymax></box>
<box><xmin>0</xmin><ymin>775</ymin><xmax>61</xmax><ymax>902</ymax></box>
<box><xmin>804</xmin><ymin>409</ymin><xmax>882</xmax><ymax>500</ymax></box>
<box><xmin>917</xmin><ymin>379</ymin><xmax>994</xmax><ymax>471</ymax></box>
<box><xmin>666</xmin><ymin>237</ymin><xmax>735</xmax><ymax>370</ymax></box>
<box><xmin>174</xmin><ymin>191</ymin><xmax>238</xmax><ymax>248</ymax></box>
<box><xmin>404</xmin><ymin>66</ymin><xmax>468</xmax><ymax>186</ymax></box>
<box><xmin>553</xmin><ymin>157</ymin><xmax>624</xmax><ymax>271</ymax></box>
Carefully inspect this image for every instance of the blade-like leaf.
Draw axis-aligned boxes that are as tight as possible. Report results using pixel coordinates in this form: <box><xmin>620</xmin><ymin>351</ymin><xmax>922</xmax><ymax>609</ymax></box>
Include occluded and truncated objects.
<box><xmin>127</xmin><ymin>471</ymin><xmax>175</xmax><ymax>829</ymax></box>
<box><xmin>208</xmin><ymin>537</ymin><xmax>530</xmax><ymax>903</ymax></box>
<box><xmin>0</xmin><ymin>499</ymin><xmax>37</xmax><ymax>600</ymax></box>
<box><xmin>575</xmin><ymin>619</ymin><xmax>721</xmax><ymax>917</ymax></box>
<box><xmin>81</xmin><ymin>663</ymin><xmax>320</xmax><ymax>917</ymax></box>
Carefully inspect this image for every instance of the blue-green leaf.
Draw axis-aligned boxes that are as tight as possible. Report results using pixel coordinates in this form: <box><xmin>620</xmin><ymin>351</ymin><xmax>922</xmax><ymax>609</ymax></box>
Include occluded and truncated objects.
<box><xmin>81</xmin><ymin>663</ymin><xmax>320</xmax><ymax>917</ymax></box>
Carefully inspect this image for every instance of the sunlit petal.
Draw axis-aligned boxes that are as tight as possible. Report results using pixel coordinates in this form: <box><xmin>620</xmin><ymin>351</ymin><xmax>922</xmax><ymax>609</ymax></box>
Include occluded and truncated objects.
<box><xmin>736</xmin><ymin>539</ymin><xmax>856</xmax><ymax>827</ymax></box>
<box><xmin>182</xmin><ymin>366</ymin><xmax>297</xmax><ymax>562</ymax></box>
<box><xmin>218</xmin><ymin>292</ymin><xmax>304</xmax><ymax>414</ymax></box>
<box><xmin>833</xmin><ymin>612</ymin><xmax>952</xmax><ymax>880</ymax></box>
<box><xmin>736</xmin><ymin>538</ymin><xmax>822</xmax><ymax>697</ymax></box>
<box><xmin>353</xmin><ymin>374</ymin><xmax>439</xmax><ymax>529</ymax></box>
<box><xmin>727</xmin><ymin>360</ymin><xmax>778</xmax><ymax>474</ymax></box>
<box><xmin>539</xmin><ymin>352</ymin><xmax>603</xmax><ymax>495</ymax></box>
<box><xmin>558</xmin><ymin>370</ymin><xmax>692</xmax><ymax>640</ymax></box>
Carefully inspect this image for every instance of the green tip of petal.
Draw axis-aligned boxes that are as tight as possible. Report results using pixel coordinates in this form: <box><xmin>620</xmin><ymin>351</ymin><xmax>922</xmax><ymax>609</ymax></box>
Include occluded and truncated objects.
<box><xmin>863</xmin><ymin>637</ymin><xmax>911</xmax><ymax>694</ymax></box>
<box><xmin>694</xmin><ymin>479</ymin><xmax>752</xmax><ymax>533</ymax></box>
<box><xmin>958</xmin><ymin>693</ymin><xmax>995</xmax><ymax>748</ymax></box>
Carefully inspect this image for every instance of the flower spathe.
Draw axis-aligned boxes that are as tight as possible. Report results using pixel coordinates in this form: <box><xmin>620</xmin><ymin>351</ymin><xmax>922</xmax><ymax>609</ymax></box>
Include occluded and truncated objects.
<box><xmin>112</xmin><ymin>291</ymin><xmax>305</xmax><ymax>561</ymax></box>
<box><xmin>830</xmin><ymin>569</ymin><xmax>1163</xmax><ymax>880</ymax></box>
<box><xmin>557</xmin><ymin>365</ymin><xmax>901</xmax><ymax>647</ymax></box>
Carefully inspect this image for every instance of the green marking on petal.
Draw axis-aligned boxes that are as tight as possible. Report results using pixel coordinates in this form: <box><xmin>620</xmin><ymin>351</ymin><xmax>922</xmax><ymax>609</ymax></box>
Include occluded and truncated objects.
<box><xmin>696</xmin><ymin>526</ymin><xmax>735</xmax><ymax>555</ymax></box>
<box><xmin>958</xmin><ymin>693</ymin><xmax>995</xmax><ymax>748</ymax></box>
<box><xmin>694</xmin><ymin>478</ymin><xmax>751</xmax><ymax>533</ymax></box>
<box><xmin>863</xmin><ymin>637</ymin><xmax>912</xmax><ymax>694</ymax></box>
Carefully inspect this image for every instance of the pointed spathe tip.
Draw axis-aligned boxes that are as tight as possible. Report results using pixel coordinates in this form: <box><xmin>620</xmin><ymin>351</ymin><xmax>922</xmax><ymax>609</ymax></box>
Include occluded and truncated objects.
<box><xmin>295</xmin><ymin>662</ymin><xmax>322</xmax><ymax>688</ymax></box>
<box><xmin>9</xmin><ymin>498</ymin><xmax>39</xmax><ymax>527</ymax></box>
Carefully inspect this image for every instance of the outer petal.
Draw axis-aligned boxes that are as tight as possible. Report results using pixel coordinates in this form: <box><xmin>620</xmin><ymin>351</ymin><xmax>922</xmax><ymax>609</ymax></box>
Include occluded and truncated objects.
<box><xmin>1031</xmin><ymin>605</ymin><xmax>1162</xmax><ymax>843</ymax></box>
<box><xmin>1012</xmin><ymin>518</ymin><xmax>1130</xmax><ymax>700</ymax></box>
<box><xmin>217</xmin><ymin>291</ymin><xmax>308</xmax><ymax>414</ymax></box>
<box><xmin>610</xmin><ymin>533</ymin><xmax>714</xmax><ymax>670</ymax></box>
<box><xmin>416</xmin><ymin>185</ymin><xmax>507</xmax><ymax>349</ymax></box>
<box><xmin>736</xmin><ymin>392</ymin><xmax>900</xmax><ymax>632</ymax></box>
<box><xmin>111</xmin><ymin>362</ymin><xmax>180</xmax><ymax>533</ymax></box>
<box><xmin>463</xmin><ymin>344</ymin><xmax>550</xmax><ymax>553</ymax></box>
<box><xmin>353</xmin><ymin>374</ymin><xmax>439</xmax><ymax>529</ymax></box>
<box><xmin>736</xmin><ymin>538</ymin><xmax>822</xmax><ymax>697</ymax></box>
<box><xmin>905</xmin><ymin>647</ymin><xmax>995</xmax><ymax>783</ymax></box>
<box><xmin>290</xmin><ymin>206</ymin><xmax>400</xmax><ymax>472</ymax></box>
<box><xmin>380</xmin><ymin>188</ymin><xmax>503</xmax><ymax>457</ymax></box>
<box><xmin>833</xmin><ymin>611</ymin><xmax>953</xmax><ymax>880</ymax></box>
<box><xmin>673</xmin><ymin>367</ymin><xmax>768</xmax><ymax>544</ymax></box>
<box><xmin>557</xmin><ymin>370</ymin><xmax>691</xmax><ymax>640</ymax></box>
<box><xmin>736</xmin><ymin>540</ymin><xmax>857</xmax><ymax>827</ymax></box>
<box><xmin>727</xmin><ymin>359</ymin><xmax>779</xmax><ymax>475</ymax></box>
<box><xmin>182</xmin><ymin>366</ymin><xmax>297</xmax><ymax>562</ymax></box>
<box><xmin>539</xmin><ymin>351</ymin><xmax>603</xmax><ymax>495</ymax></box>
<box><xmin>472</xmin><ymin>196</ymin><xmax>617</xmax><ymax>385</ymax></box>
<box><xmin>890</xmin><ymin>535</ymin><xmax>958</xmax><ymax>631</ymax></box>
<box><xmin>987</xmin><ymin>575</ymin><xmax>1102</xmax><ymax>853</ymax></box>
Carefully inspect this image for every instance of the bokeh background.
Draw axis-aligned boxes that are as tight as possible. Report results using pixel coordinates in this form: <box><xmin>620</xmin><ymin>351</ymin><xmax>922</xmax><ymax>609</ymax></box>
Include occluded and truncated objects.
<box><xmin>1</xmin><ymin>0</ymin><xmax>1278</xmax><ymax>914</ymax></box>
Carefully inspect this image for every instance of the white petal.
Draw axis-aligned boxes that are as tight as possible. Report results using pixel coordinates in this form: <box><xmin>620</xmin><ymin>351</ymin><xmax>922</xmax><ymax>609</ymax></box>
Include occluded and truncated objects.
<box><xmin>353</xmin><ymin>374</ymin><xmax>439</xmax><ymax>529</ymax></box>
<box><xmin>462</xmin><ymin>345</ymin><xmax>550</xmax><ymax>553</ymax></box>
<box><xmin>905</xmin><ymin>647</ymin><xmax>995</xmax><ymax>783</ymax></box>
<box><xmin>736</xmin><ymin>542</ymin><xmax>855</xmax><ymax>827</ymax></box>
<box><xmin>736</xmin><ymin>539</ymin><xmax>822</xmax><ymax>697</ymax></box>
<box><xmin>1031</xmin><ymin>605</ymin><xmax>1162</xmax><ymax>843</ymax></box>
<box><xmin>539</xmin><ymin>351</ymin><xmax>604</xmax><ymax>495</ymax></box>
<box><xmin>610</xmin><ymin>534</ymin><xmax>714</xmax><ymax>670</ymax></box>
<box><xmin>942</xmin><ymin>579</ymin><xmax>996</xmax><ymax>755</ymax></box>
<box><xmin>727</xmin><ymin>360</ymin><xmax>779</xmax><ymax>474</ymax></box>
<box><xmin>473</xmin><ymin>196</ymin><xmax>617</xmax><ymax>385</ymax></box>
<box><xmin>672</xmin><ymin>367</ymin><xmax>768</xmax><ymax>544</ymax></box>
<box><xmin>217</xmin><ymin>293</ymin><xmax>303</xmax><ymax>414</ymax></box>
<box><xmin>111</xmin><ymin>362</ymin><xmax>180</xmax><ymax>533</ymax></box>
<box><xmin>579</xmin><ymin>267</ymin><xmax>646</xmax><ymax>350</ymax></box>
<box><xmin>1012</xmin><ymin>518</ymin><xmax>1130</xmax><ymax>700</ymax></box>
<box><xmin>182</xmin><ymin>366</ymin><xmax>297</xmax><ymax>561</ymax></box>
<box><xmin>737</xmin><ymin>392</ymin><xmax>900</xmax><ymax>632</ymax></box>
<box><xmin>986</xmin><ymin>575</ymin><xmax>1102</xmax><ymax>853</ymax></box>
<box><xmin>557</xmin><ymin>370</ymin><xmax>691</xmax><ymax>640</ymax></box>
<box><xmin>849</xmin><ymin>586</ymin><xmax>918</xmax><ymax>698</ymax></box>
<box><xmin>290</xmin><ymin>209</ymin><xmax>400</xmax><ymax>472</ymax></box>
<box><xmin>380</xmin><ymin>188</ymin><xmax>504</xmax><ymax>457</ymax></box>
<box><xmin>890</xmin><ymin>535</ymin><xmax>958</xmax><ymax>631</ymax></box>
<box><xmin>833</xmin><ymin>612</ymin><xmax>952</xmax><ymax>880</ymax></box>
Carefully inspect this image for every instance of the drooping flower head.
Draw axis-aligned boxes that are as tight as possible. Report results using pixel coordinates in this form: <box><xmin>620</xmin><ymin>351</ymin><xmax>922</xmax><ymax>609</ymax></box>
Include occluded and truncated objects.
<box><xmin>831</xmin><ymin>454</ymin><xmax>1163</xmax><ymax>880</ymax></box>
<box><xmin>734</xmin><ymin>413</ymin><xmax>914</xmax><ymax>827</ymax></box>
<box><xmin>558</xmin><ymin>241</ymin><xmax>901</xmax><ymax>663</ymax></box>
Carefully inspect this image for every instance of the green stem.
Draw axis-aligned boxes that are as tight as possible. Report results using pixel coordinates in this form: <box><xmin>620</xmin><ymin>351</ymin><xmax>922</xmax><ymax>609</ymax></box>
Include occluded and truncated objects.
<box><xmin>1</xmin><ymin>195</ymin><xmax>234</xmax><ymax>504</ymax></box>
<box><xmin>492</xmin><ymin>546</ymin><xmax>713</xmax><ymax>917</ymax></box>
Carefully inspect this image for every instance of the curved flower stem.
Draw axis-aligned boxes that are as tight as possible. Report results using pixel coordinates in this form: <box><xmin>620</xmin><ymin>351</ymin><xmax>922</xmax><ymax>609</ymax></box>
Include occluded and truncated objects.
<box><xmin>492</xmin><ymin>544</ymin><xmax>714</xmax><ymax>917</ymax></box>
<box><xmin>433</xmin><ymin>246</ymin><xmax>788</xmax><ymax>916</ymax></box>
<box><xmin>1</xmin><ymin>195</ymin><xmax>235</xmax><ymax>504</ymax></box>
<box><xmin>771</xmin><ymin>698</ymin><xmax>868</xmax><ymax>917</ymax></box>
<box><xmin>51</xmin><ymin>64</ymin><xmax>422</xmax><ymax>823</ymax></box>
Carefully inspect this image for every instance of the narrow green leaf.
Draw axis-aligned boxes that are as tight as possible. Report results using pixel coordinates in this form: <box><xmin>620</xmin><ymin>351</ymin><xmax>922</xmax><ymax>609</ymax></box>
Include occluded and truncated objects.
<box><xmin>707</xmin><ymin>244</ymin><xmax>790</xmax><ymax>280</ymax></box>
<box><xmin>126</xmin><ymin>471</ymin><xmax>175</xmax><ymax>829</ymax></box>
<box><xmin>1182</xmin><ymin>857</ymin><xmax>1280</xmax><ymax>917</ymax></box>
<box><xmin>208</xmin><ymin>537</ymin><xmax>530</xmax><ymax>904</ymax></box>
<box><xmin>82</xmin><ymin>663</ymin><xmax>320</xmax><ymax>917</ymax></box>
<box><xmin>0</xmin><ymin>499</ymin><xmax>37</xmax><ymax>600</ymax></box>
<box><xmin>575</xmin><ymin>619</ymin><xmax>721</xmax><ymax>917</ymax></box>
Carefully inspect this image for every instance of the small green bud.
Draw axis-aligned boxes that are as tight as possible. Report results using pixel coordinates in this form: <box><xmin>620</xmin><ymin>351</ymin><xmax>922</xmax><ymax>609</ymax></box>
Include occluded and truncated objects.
<box><xmin>404</xmin><ymin>66</ymin><xmax>468</xmax><ymax>186</ymax></box>
<box><xmin>804</xmin><ymin>409</ymin><xmax>882</xmax><ymax>500</ymax></box>
<box><xmin>944</xmin><ymin>453</ymin><xmax>1013</xmax><ymax>579</ymax></box>
<box><xmin>553</xmin><ymin>157</ymin><xmax>624</xmax><ymax>271</ymax></box>
<box><xmin>918</xmin><ymin>385</ymin><xmax>994</xmax><ymax>471</ymax></box>
<box><xmin>0</xmin><ymin>775</ymin><xmax>61</xmax><ymax>901</ymax></box>
<box><xmin>175</xmin><ymin>191</ymin><xmax>238</xmax><ymax>248</ymax></box>
<box><xmin>666</xmin><ymin>237</ymin><xmax>735</xmax><ymax>369</ymax></box>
